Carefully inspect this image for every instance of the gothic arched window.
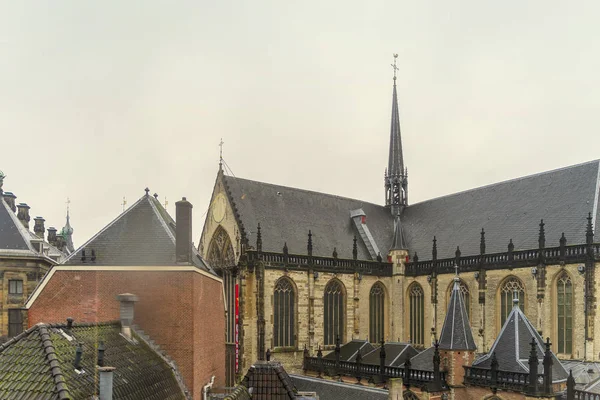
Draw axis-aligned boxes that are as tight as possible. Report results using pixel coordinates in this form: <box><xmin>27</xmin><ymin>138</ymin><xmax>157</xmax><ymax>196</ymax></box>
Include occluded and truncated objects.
<box><xmin>446</xmin><ymin>280</ymin><xmax>471</xmax><ymax>319</ymax></box>
<box><xmin>274</xmin><ymin>277</ymin><xmax>296</xmax><ymax>347</ymax></box>
<box><xmin>207</xmin><ymin>226</ymin><xmax>235</xmax><ymax>270</ymax></box>
<box><xmin>408</xmin><ymin>283</ymin><xmax>424</xmax><ymax>346</ymax></box>
<box><xmin>499</xmin><ymin>277</ymin><xmax>525</xmax><ymax>326</ymax></box>
<box><xmin>403</xmin><ymin>390</ymin><xmax>420</xmax><ymax>400</ymax></box>
<box><xmin>556</xmin><ymin>272</ymin><xmax>573</xmax><ymax>354</ymax></box>
<box><xmin>324</xmin><ymin>280</ymin><xmax>345</xmax><ymax>345</ymax></box>
<box><xmin>369</xmin><ymin>282</ymin><xmax>386</xmax><ymax>342</ymax></box>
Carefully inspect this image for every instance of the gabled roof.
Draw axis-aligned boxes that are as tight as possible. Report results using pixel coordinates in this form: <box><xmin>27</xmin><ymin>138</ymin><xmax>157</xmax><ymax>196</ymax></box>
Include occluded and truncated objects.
<box><xmin>323</xmin><ymin>339</ymin><xmax>375</xmax><ymax>362</ymax></box>
<box><xmin>0</xmin><ymin>321</ymin><xmax>187</xmax><ymax>400</ymax></box>
<box><xmin>360</xmin><ymin>342</ymin><xmax>419</xmax><ymax>367</ymax></box>
<box><xmin>438</xmin><ymin>276</ymin><xmax>476</xmax><ymax>351</ymax></box>
<box><xmin>401</xmin><ymin>346</ymin><xmax>434</xmax><ymax>372</ymax></box>
<box><xmin>402</xmin><ymin>159</ymin><xmax>600</xmax><ymax>259</ymax></box>
<box><xmin>222</xmin><ymin>175</ymin><xmax>394</xmax><ymax>260</ymax></box>
<box><xmin>64</xmin><ymin>193</ymin><xmax>215</xmax><ymax>274</ymax></box>
<box><xmin>241</xmin><ymin>361</ymin><xmax>297</xmax><ymax>399</ymax></box>
<box><xmin>472</xmin><ymin>299</ymin><xmax>568</xmax><ymax>383</ymax></box>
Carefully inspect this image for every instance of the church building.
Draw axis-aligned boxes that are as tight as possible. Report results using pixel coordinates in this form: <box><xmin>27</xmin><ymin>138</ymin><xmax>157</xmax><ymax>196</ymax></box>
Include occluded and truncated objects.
<box><xmin>199</xmin><ymin>59</ymin><xmax>600</xmax><ymax>385</ymax></box>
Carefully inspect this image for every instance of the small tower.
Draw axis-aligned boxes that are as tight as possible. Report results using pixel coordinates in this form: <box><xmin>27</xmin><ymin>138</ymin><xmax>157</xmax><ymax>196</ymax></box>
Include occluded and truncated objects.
<box><xmin>384</xmin><ymin>54</ymin><xmax>408</xmax><ymax>215</ymax></box>
<box><xmin>438</xmin><ymin>265</ymin><xmax>477</xmax><ymax>386</ymax></box>
<box><xmin>60</xmin><ymin>198</ymin><xmax>75</xmax><ymax>254</ymax></box>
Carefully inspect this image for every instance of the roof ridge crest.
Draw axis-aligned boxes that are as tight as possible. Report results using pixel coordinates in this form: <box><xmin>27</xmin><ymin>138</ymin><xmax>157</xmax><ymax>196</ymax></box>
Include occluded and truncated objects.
<box><xmin>38</xmin><ymin>324</ymin><xmax>71</xmax><ymax>400</ymax></box>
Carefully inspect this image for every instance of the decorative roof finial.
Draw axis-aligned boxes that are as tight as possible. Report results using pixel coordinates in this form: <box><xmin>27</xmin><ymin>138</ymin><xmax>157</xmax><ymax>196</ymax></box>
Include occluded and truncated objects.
<box><xmin>586</xmin><ymin>212</ymin><xmax>594</xmax><ymax>244</ymax></box>
<box><xmin>391</xmin><ymin>54</ymin><xmax>398</xmax><ymax>82</ymax></box>
<box><xmin>480</xmin><ymin>228</ymin><xmax>486</xmax><ymax>255</ymax></box>
<box><xmin>538</xmin><ymin>219</ymin><xmax>546</xmax><ymax>249</ymax></box>
<box><xmin>352</xmin><ymin>236</ymin><xmax>358</xmax><ymax>260</ymax></box>
<box><xmin>0</xmin><ymin>170</ymin><xmax>5</xmax><ymax>194</ymax></box>
<box><xmin>454</xmin><ymin>264</ymin><xmax>460</xmax><ymax>282</ymax></box>
<box><xmin>219</xmin><ymin>138</ymin><xmax>224</xmax><ymax>170</ymax></box>
<box><xmin>307</xmin><ymin>230</ymin><xmax>313</xmax><ymax>257</ymax></box>
<box><xmin>144</xmin><ymin>187</ymin><xmax>149</xmax><ymax>196</ymax></box>
<box><xmin>513</xmin><ymin>289</ymin><xmax>520</xmax><ymax>307</ymax></box>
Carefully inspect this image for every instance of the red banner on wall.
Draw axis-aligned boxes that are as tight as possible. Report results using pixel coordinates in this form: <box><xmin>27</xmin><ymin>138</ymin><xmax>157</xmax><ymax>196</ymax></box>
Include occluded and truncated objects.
<box><xmin>235</xmin><ymin>283</ymin><xmax>240</xmax><ymax>372</ymax></box>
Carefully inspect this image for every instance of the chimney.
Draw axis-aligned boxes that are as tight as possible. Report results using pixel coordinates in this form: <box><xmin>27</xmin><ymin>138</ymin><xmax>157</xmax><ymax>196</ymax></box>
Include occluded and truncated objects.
<box><xmin>98</xmin><ymin>366</ymin><xmax>116</xmax><ymax>400</ymax></box>
<box><xmin>3</xmin><ymin>192</ymin><xmax>16</xmax><ymax>212</ymax></box>
<box><xmin>116</xmin><ymin>293</ymin><xmax>138</xmax><ymax>340</ymax></box>
<box><xmin>47</xmin><ymin>227</ymin><xmax>58</xmax><ymax>246</ymax></box>
<box><xmin>34</xmin><ymin>216</ymin><xmax>45</xmax><ymax>239</ymax></box>
<box><xmin>16</xmin><ymin>203</ymin><xmax>31</xmax><ymax>229</ymax></box>
<box><xmin>175</xmin><ymin>197</ymin><xmax>193</xmax><ymax>264</ymax></box>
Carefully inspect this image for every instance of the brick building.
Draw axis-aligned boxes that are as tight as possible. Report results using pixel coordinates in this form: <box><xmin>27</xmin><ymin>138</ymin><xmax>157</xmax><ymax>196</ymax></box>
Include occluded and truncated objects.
<box><xmin>0</xmin><ymin>172</ymin><xmax>69</xmax><ymax>338</ymax></box>
<box><xmin>26</xmin><ymin>190</ymin><xmax>226</xmax><ymax>399</ymax></box>
<box><xmin>198</xmin><ymin>56</ymin><xmax>600</xmax><ymax>385</ymax></box>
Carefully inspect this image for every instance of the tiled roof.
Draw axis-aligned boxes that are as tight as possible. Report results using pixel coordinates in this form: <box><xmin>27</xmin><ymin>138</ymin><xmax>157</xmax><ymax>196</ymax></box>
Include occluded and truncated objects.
<box><xmin>0</xmin><ymin>198</ymin><xmax>30</xmax><ymax>252</ymax></box>
<box><xmin>220</xmin><ymin>159</ymin><xmax>600</xmax><ymax>260</ymax></box>
<box><xmin>64</xmin><ymin>193</ymin><xmax>215</xmax><ymax>274</ymax></box>
<box><xmin>402</xmin><ymin>346</ymin><xmax>434</xmax><ymax>372</ymax></box>
<box><xmin>472</xmin><ymin>301</ymin><xmax>568</xmax><ymax>383</ymax></box>
<box><xmin>0</xmin><ymin>321</ymin><xmax>187</xmax><ymax>400</ymax></box>
<box><xmin>241</xmin><ymin>361</ymin><xmax>297</xmax><ymax>400</ymax></box>
<box><xmin>438</xmin><ymin>277</ymin><xmax>476</xmax><ymax>351</ymax></box>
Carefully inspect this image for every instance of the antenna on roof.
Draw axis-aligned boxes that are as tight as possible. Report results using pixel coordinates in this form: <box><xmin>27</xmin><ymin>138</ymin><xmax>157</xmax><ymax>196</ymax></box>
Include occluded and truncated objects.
<box><xmin>122</xmin><ymin>197</ymin><xmax>127</xmax><ymax>212</ymax></box>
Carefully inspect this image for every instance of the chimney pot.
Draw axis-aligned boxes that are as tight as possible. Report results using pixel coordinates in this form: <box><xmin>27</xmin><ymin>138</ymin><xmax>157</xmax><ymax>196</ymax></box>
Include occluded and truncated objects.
<box><xmin>47</xmin><ymin>227</ymin><xmax>58</xmax><ymax>246</ymax></box>
<box><xmin>97</xmin><ymin>341</ymin><xmax>105</xmax><ymax>367</ymax></box>
<box><xmin>34</xmin><ymin>216</ymin><xmax>45</xmax><ymax>239</ymax></box>
<box><xmin>3</xmin><ymin>192</ymin><xmax>16</xmax><ymax>212</ymax></box>
<box><xmin>16</xmin><ymin>203</ymin><xmax>31</xmax><ymax>229</ymax></box>
<box><xmin>74</xmin><ymin>343</ymin><xmax>83</xmax><ymax>370</ymax></box>
<box><xmin>66</xmin><ymin>317</ymin><xmax>74</xmax><ymax>329</ymax></box>
<box><xmin>98</xmin><ymin>366</ymin><xmax>116</xmax><ymax>400</ymax></box>
<box><xmin>116</xmin><ymin>293</ymin><xmax>138</xmax><ymax>340</ymax></box>
<box><xmin>175</xmin><ymin>197</ymin><xmax>193</xmax><ymax>264</ymax></box>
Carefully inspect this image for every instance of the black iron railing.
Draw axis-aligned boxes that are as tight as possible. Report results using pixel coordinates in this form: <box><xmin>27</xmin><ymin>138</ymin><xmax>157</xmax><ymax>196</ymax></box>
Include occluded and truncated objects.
<box><xmin>464</xmin><ymin>366</ymin><xmax>545</xmax><ymax>393</ymax></box>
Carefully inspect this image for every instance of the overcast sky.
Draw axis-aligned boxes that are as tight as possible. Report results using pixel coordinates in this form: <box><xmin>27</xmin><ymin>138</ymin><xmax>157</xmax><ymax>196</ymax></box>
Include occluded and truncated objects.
<box><xmin>1</xmin><ymin>1</ymin><xmax>599</xmax><ymax>247</ymax></box>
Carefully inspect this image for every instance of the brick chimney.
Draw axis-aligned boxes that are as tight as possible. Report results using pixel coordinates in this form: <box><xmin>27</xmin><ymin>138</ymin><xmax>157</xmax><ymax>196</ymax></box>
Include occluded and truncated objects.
<box><xmin>116</xmin><ymin>293</ymin><xmax>138</xmax><ymax>340</ymax></box>
<box><xmin>33</xmin><ymin>217</ymin><xmax>45</xmax><ymax>239</ymax></box>
<box><xmin>16</xmin><ymin>203</ymin><xmax>30</xmax><ymax>229</ymax></box>
<box><xmin>47</xmin><ymin>227</ymin><xmax>58</xmax><ymax>246</ymax></box>
<box><xmin>98</xmin><ymin>366</ymin><xmax>116</xmax><ymax>400</ymax></box>
<box><xmin>175</xmin><ymin>197</ymin><xmax>193</xmax><ymax>264</ymax></box>
<box><xmin>3</xmin><ymin>192</ymin><xmax>16</xmax><ymax>212</ymax></box>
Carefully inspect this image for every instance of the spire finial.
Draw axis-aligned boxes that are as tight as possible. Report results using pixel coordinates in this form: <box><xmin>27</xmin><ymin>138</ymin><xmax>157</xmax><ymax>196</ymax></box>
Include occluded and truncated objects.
<box><xmin>66</xmin><ymin>197</ymin><xmax>71</xmax><ymax>219</ymax></box>
<box><xmin>144</xmin><ymin>187</ymin><xmax>149</xmax><ymax>196</ymax></box>
<box><xmin>218</xmin><ymin>138</ymin><xmax>224</xmax><ymax>170</ymax></box>
<box><xmin>454</xmin><ymin>264</ymin><xmax>460</xmax><ymax>282</ymax></box>
<box><xmin>513</xmin><ymin>289</ymin><xmax>520</xmax><ymax>306</ymax></box>
<box><xmin>391</xmin><ymin>54</ymin><xmax>399</xmax><ymax>82</ymax></box>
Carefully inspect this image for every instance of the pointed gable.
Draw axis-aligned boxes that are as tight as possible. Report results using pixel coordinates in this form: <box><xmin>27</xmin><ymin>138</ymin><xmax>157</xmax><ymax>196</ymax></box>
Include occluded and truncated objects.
<box><xmin>473</xmin><ymin>296</ymin><xmax>568</xmax><ymax>383</ymax></box>
<box><xmin>438</xmin><ymin>275</ymin><xmax>476</xmax><ymax>351</ymax></box>
<box><xmin>0</xmin><ymin>198</ymin><xmax>31</xmax><ymax>252</ymax></box>
<box><xmin>64</xmin><ymin>193</ymin><xmax>214</xmax><ymax>274</ymax></box>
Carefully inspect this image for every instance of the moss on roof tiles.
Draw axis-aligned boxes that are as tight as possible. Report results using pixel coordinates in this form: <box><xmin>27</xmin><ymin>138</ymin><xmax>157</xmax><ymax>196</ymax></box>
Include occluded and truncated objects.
<box><xmin>0</xmin><ymin>322</ymin><xmax>186</xmax><ymax>400</ymax></box>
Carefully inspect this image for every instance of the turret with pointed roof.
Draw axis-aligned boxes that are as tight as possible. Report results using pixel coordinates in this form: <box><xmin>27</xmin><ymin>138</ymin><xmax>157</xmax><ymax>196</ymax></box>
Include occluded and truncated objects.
<box><xmin>472</xmin><ymin>291</ymin><xmax>568</xmax><ymax>384</ymax></box>
<box><xmin>60</xmin><ymin>205</ymin><xmax>74</xmax><ymax>254</ymax></box>
<box><xmin>439</xmin><ymin>270</ymin><xmax>476</xmax><ymax>351</ymax></box>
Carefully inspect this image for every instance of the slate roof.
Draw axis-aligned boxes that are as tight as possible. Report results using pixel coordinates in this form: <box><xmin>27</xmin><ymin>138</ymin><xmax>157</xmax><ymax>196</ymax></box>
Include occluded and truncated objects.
<box><xmin>360</xmin><ymin>342</ymin><xmax>419</xmax><ymax>367</ymax></box>
<box><xmin>64</xmin><ymin>193</ymin><xmax>215</xmax><ymax>274</ymax></box>
<box><xmin>290</xmin><ymin>374</ymin><xmax>388</xmax><ymax>400</ymax></box>
<box><xmin>402</xmin><ymin>159</ymin><xmax>600</xmax><ymax>259</ymax></box>
<box><xmin>241</xmin><ymin>361</ymin><xmax>297</xmax><ymax>399</ymax></box>
<box><xmin>472</xmin><ymin>300</ymin><xmax>569</xmax><ymax>383</ymax></box>
<box><xmin>0</xmin><ymin>321</ymin><xmax>187</xmax><ymax>400</ymax></box>
<box><xmin>438</xmin><ymin>277</ymin><xmax>476</xmax><ymax>351</ymax></box>
<box><xmin>222</xmin><ymin>174</ymin><xmax>394</xmax><ymax>260</ymax></box>
<box><xmin>221</xmin><ymin>159</ymin><xmax>600</xmax><ymax>260</ymax></box>
<box><xmin>0</xmin><ymin>196</ymin><xmax>64</xmax><ymax>263</ymax></box>
<box><xmin>402</xmin><ymin>346</ymin><xmax>434</xmax><ymax>372</ymax></box>
<box><xmin>323</xmin><ymin>340</ymin><xmax>374</xmax><ymax>362</ymax></box>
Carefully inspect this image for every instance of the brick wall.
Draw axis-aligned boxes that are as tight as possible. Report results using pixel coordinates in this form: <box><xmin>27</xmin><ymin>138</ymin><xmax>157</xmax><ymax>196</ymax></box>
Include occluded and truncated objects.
<box><xmin>27</xmin><ymin>268</ymin><xmax>225</xmax><ymax>399</ymax></box>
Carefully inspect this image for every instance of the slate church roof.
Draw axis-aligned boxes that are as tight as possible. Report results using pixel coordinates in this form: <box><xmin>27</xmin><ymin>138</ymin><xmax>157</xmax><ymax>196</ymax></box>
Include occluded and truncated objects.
<box><xmin>438</xmin><ymin>275</ymin><xmax>476</xmax><ymax>351</ymax></box>
<box><xmin>0</xmin><ymin>321</ymin><xmax>186</xmax><ymax>400</ymax></box>
<box><xmin>472</xmin><ymin>297</ymin><xmax>569</xmax><ymax>382</ymax></box>
<box><xmin>64</xmin><ymin>191</ymin><xmax>215</xmax><ymax>274</ymax></box>
<box><xmin>221</xmin><ymin>159</ymin><xmax>600</xmax><ymax>260</ymax></box>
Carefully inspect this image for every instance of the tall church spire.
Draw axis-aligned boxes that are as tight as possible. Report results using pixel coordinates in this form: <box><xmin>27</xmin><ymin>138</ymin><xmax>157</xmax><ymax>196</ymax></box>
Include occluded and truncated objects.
<box><xmin>60</xmin><ymin>197</ymin><xmax>74</xmax><ymax>254</ymax></box>
<box><xmin>385</xmin><ymin>54</ymin><xmax>408</xmax><ymax>215</ymax></box>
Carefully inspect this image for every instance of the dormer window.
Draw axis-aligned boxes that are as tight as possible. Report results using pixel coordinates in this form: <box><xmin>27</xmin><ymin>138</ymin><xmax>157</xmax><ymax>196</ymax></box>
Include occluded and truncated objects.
<box><xmin>9</xmin><ymin>280</ymin><xmax>23</xmax><ymax>295</ymax></box>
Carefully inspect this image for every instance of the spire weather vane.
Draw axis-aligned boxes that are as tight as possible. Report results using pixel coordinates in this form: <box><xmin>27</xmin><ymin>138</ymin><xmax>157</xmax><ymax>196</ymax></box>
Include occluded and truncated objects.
<box><xmin>66</xmin><ymin>197</ymin><xmax>71</xmax><ymax>215</ymax></box>
<box><xmin>391</xmin><ymin>54</ymin><xmax>399</xmax><ymax>81</ymax></box>
<box><xmin>219</xmin><ymin>138</ymin><xmax>224</xmax><ymax>166</ymax></box>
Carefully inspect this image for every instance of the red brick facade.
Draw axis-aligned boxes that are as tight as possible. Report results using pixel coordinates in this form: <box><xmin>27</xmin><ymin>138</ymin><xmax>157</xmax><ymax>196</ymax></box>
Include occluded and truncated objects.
<box><xmin>27</xmin><ymin>267</ymin><xmax>225</xmax><ymax>399</ymax></box>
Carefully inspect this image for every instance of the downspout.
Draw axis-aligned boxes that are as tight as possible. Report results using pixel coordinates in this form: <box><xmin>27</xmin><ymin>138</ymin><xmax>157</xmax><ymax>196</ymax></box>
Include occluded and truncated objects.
<box><xmin>202</xmin><ymin>375</ymin><xmax>215</xmax><ymax>400</ymax></box>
